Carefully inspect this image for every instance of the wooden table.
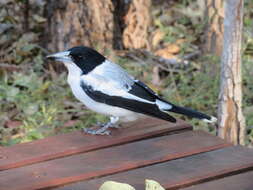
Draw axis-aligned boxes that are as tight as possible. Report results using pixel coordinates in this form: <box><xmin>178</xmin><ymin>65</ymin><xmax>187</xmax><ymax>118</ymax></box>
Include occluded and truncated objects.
<box><xmin>0</xmin><ymin>117</ymin><xmax>253</xmax><ymax>190</ymax></box>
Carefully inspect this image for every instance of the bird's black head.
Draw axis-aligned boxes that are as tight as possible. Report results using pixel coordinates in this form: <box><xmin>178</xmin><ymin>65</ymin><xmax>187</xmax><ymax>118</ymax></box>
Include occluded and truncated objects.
<box><xmin>47</xmin><ymin>46</ymin><xmax>106</xmax><ymax>74</ymax></box>
<box><xmin>68</xmin><ymin>46</ymin><xmax>105</xmax><ymax>73</ymax></box>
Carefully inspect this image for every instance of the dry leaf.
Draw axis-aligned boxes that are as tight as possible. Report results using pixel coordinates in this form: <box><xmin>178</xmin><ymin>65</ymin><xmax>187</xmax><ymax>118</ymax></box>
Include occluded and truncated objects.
<box><xmin>152</xmin><ymin>30</ymin><xmax>165</xmax><ymax>47</ymax></box>
<box><xmin>155</xmin><ymin>49</ymin><xmax>176</xmax><ymax>59</ymax></box>
<box><xmin>176</xmin><ymin>38</ymin><xmax>186</xmax><ymax>44</ymax></box>
<box><xmin>155</xmin><ymin>42</ymin><xmax>181</xmax><ymax>59</ymax></box>
<box><xmin>163</xmin><ymin>43</ymin><xmax>180</xmax><ymax>54</ymax></box>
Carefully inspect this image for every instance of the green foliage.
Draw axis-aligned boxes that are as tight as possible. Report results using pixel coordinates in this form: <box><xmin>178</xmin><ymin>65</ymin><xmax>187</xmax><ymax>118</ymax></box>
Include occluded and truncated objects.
<box><xmin>1</xmin><ymin>71</ymin><xmax>59</xmax><ymax>145</ymax></box>
<box><xmin>0</xmin><ymin>69</ymin><xmax>107</xmax><ymax>145</ymax></box>
<box><xmin>242</xmin><ymin>57</ymin><xmax>253</xmax><ymax>145</ymax></box>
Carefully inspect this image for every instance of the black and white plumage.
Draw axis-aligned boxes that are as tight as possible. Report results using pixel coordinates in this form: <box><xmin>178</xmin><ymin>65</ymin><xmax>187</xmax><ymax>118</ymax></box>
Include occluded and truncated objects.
<box><xmin>47</xmin><ymin>46</ymin><xmax>217</xmax><ymax>135</ymax></box>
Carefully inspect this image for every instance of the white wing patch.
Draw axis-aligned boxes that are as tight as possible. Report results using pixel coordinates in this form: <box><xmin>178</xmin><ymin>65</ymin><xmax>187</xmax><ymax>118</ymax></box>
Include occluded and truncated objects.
<box><xmin>156</xmin><ymin>99</ymin><xmax>172</xmax><ymax>110</ymax></box>
<box><xmin>81</xmin><ymin>73</ymin><xmax>154</xmax><ymax>104</ymax></box>
<box><xmin>92</xmin><ymin>60</ymin><xmax>134</xmax><ymax>90</ymax></box>
<box><xmin>202</xmin><ymin>116</ymin><xmax>217</xmax><ymax>123</ymax></box>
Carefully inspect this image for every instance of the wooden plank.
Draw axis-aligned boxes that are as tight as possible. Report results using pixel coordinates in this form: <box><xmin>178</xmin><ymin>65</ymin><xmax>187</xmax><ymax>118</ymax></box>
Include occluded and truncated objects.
<box><xmin>55</xmin><ymin>146</ymin><xmax>253</xmax><ymax>190</ymax></box>
<box><xmin>0</xmin><ymin>117</ymin><xmax>192</xmax><ymax>171</ymax></box>
<box><xmin>182</xmin><ymin>170</ymin><xmax>253</xmax><ymax>190</ymax></box>
<box><xmin>0</xmin><ymin>131</ymin><xmax>229</xmax><ymax>190</ymax></box>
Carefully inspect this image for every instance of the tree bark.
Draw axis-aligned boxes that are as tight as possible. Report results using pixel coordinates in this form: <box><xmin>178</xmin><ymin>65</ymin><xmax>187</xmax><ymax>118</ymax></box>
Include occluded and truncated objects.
<box><xmin>218</xmin><ymin>0</ymin><xmax>245</xmax><ymax>145</ymax></box>
<box><xmin>122</xmin><ymin>0</ymin><xmax>152</xmax><ymax>50</ymax></box>
<box><xmin>204</xmin><ymin>0</ymin><xmax>224</xmax><ymax>56</ymax></box>
<box><xmin>44</xmin><ymin>0</ymin><xmax>152</xmax><ymax>52</ymax></box>
<box><xmin>44</xmin><ymin>0</ymin><xmax>115</xmax><ymax>52</ymax></box>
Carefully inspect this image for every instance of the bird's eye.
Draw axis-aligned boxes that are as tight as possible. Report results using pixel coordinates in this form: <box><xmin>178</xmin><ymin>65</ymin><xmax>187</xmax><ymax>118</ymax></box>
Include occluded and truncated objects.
<box><xmin>69</xmin><ymin>54</ymin><xmax>85</xmax><ymax>60</ymax></box>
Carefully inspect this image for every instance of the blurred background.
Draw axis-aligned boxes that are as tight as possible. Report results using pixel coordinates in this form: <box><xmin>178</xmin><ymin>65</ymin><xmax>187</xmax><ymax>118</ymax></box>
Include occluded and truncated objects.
<box><xmin>0</xmin><ymin>0</ymin><xmax>252</xmax><ymax>146</ymax></box>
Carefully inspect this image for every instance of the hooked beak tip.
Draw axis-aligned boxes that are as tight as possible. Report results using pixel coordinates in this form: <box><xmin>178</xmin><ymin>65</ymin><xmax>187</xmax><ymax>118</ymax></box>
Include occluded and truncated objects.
<box><xmin>46</xmin><ymin>54</ymin><xmax>55</xmax><ymax>60</ymax></box>
<box><xmin>46</xmin><ymin>51</ymin><xmax>70</xmax><ymax>61</ymax></box>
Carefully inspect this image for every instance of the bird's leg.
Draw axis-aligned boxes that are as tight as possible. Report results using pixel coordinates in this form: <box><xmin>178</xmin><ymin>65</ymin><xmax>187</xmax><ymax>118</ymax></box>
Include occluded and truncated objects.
<box><xmin>83</xmin><ymin>116</ymin><xmax>119</xmax><ymax>135</ymax></box>
<box><xmin>108</xmin><ymin>116</ymin><xmax>120</xmax><ymax>128</ymax></box>
<box><xmin>97</xmin><ymin>116</ymin><xmax>120</xmax><ymax>128</ymax></box>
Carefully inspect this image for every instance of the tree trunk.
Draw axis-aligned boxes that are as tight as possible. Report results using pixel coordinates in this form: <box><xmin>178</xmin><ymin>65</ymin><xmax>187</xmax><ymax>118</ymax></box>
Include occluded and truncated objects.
<box><xmin>44</xmin><ymin>0</ymin><xmax>115</xmax><ymax>52</ymax></box>
<box><xmin>204</xmin><ymin>0</ymin><xmax>224</xmax><ymax>56</ymax></box>
<box><xmin>44</xmin><ymin>0</ymin><xmax>152</xmax><ymax>52</ymax></box>
<box><xmin>122</xmin><ymin>0</ymin><xmax>152</xmax><ymax>50</ymax></box>
<box><xmin>218</xmin><ymin>0</ymin><xmax>245</xmax><ymax>145</ymax></box>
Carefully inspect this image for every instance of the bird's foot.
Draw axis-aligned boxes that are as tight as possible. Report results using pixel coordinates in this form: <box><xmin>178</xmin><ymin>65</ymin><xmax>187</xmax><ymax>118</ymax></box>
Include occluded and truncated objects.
<box><xmin>96</xmin><ymin>121</ymin><xmax>120</xmax><ymax>129</ymax></box>
<box><xmin>83</xmin><ymin>116</ymin><xmax>119</xmax><ymax>136</ymax></box>
<box><xmin>83</xmin><ymin>127</ymin><xmax>111</xmax><ymax>135</ymax></box>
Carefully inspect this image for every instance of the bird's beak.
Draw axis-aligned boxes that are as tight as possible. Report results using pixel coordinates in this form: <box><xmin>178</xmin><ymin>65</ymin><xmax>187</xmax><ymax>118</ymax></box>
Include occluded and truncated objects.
<box><xmin>46</xmin><ymin>51</ymin><xmax>71</xmax><ymax>63</ymax></box>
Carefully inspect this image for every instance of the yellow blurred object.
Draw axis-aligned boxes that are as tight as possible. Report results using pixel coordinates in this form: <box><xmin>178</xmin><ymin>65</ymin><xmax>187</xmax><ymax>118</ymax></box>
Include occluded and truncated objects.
<box><xmin>145</xmin><ymin>179</ymin><xmax>165</xmax><ymax>190</ymax></box>
<box><xmin>99</xmin><ymin>181</ymin><xmax>135</xmax><ymax>190</ymax></box>
<box><xmin>98</xmin><ymin>180</ymin><xmax>166</xmax><ymax>190</ymax></box>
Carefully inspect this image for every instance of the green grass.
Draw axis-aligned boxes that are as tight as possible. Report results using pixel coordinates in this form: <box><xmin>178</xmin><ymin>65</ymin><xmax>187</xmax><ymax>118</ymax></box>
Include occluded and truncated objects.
<box><xmin>0</xmin><ymin>69</ymin><xmax>110</xmax><ymax>145</ymax></box>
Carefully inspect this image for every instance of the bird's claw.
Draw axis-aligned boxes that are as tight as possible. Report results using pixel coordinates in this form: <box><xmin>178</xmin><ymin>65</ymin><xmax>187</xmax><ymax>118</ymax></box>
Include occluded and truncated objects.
<box><xmin>108</xmin><ymin>124</ymin><xmax>120</xmax><ymax>128</ymax></box>
<box><xmin>83</xmin><ymin>128</ymin><xmax>111</xmax><ymax>135</ymax></box>
<box><xmin>83</xmin><ymin>117</ymin><xmax>119</xmax><ymax>135</ymax></box>
<box><xmin>96</xmin><ymin>122</ymin><xmax>120</xmax><ymax>129</ymax></box>
<box><xmin>96</xmin><ymin>121</ymin><xmax>103</xmax><ymax>127</ymax></box>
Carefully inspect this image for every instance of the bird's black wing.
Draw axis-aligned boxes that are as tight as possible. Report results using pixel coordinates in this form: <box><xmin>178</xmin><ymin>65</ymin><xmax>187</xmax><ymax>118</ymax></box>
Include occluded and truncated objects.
<box><xmin>128</xmin><ymin>80</ymin><xmax>174</xmax><ymax>104</ymax></box>
<box><xmin>127</xmin><ymin>80</ymin><xmax>157</xmax><ymax>102</ymax></box>
<box><xmin>80</xmin><ymin>82</ymin><xmax>176</xmax><ymax>122</ymax></box>
<box><xmin>128</xmin><ymin>80</ymin><xmax>167</xmax><ymax>101</ymax></box>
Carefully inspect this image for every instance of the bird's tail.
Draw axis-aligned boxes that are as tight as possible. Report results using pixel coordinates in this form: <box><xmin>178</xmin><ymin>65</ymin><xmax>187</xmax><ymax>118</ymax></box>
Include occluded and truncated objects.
<box><xmin>166</xmin><ymin>104</ymin><xmax>217</xmax><ymax>123</ymax></box>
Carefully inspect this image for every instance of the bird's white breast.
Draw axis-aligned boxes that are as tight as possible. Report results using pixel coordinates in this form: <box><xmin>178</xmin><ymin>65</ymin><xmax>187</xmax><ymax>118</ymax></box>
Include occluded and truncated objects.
<box><xmin>66</xmin><ymin>68</ymin><xmax>137</xmax><ymax>120</ymax></box>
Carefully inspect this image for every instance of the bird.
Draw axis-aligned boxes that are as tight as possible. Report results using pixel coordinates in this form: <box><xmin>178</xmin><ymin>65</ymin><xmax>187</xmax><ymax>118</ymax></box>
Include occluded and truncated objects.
<box><xmin>47</xmin><ymin>46</ymin><xmax>217</xmax><ymax>135</ymax></box>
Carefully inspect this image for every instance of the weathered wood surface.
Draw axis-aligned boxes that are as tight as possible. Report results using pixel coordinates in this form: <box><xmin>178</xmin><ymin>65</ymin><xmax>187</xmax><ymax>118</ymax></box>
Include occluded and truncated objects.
<box><xmin>0</xmin><ymin>131</ymin><xmax>230</xmax><ymax>190</ymax></box>
<box><xmin>0</xmin><ymin>118</ymin><xmax>252</xmax><ymax>190</ymax></box>
<box><xmin>56</xmin><ymin>146</ymin><xmax>253</xmax><ymax>190</ymax></box>
<box><xmin>0</xmin><ymin>118</ymin><xmax>191</xmax><ymax>171</ymax></box>
<box><xmin>183</xmin><ymin>170</ymin><xmax>253</xmax><ymax>190</ymax></box>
